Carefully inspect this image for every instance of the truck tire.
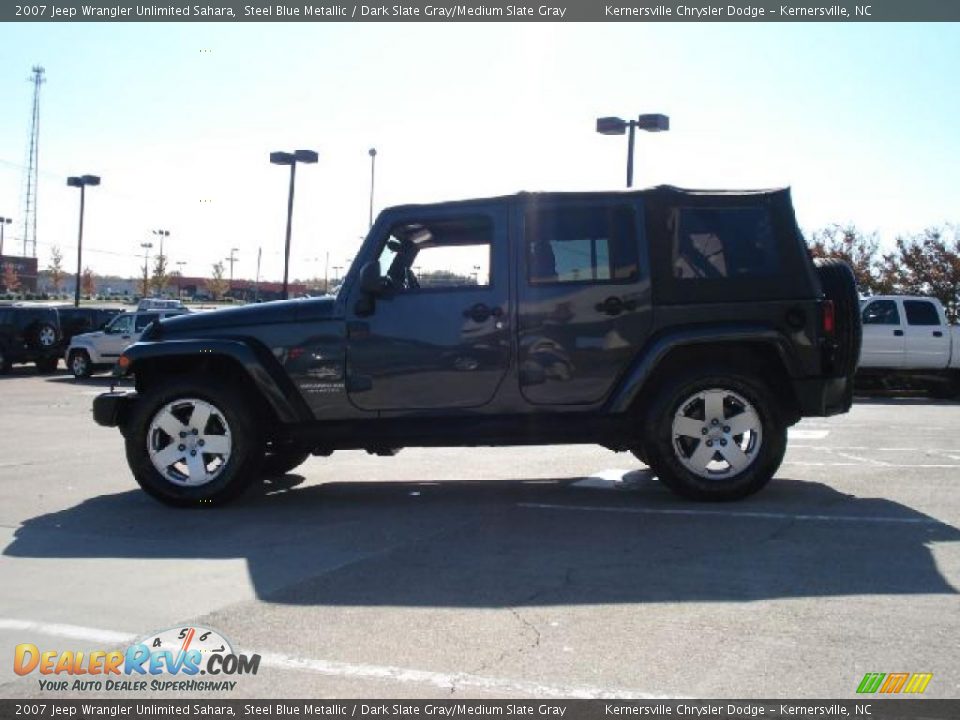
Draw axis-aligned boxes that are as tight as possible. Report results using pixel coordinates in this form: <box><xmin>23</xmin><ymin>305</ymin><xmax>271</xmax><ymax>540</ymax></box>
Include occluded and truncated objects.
<box><xmin>124</xmin><ymin>375</ymin><xmax>264</xmax><ymax>507</ymax></box>
<box><xmin>69</xmin><ymin>350</ymin><xmax>92</xmax><ymax>378</ymax></box>
<box><xmin>644</xmin><ymin>371</ymin><xmax>787</xmax><ymax>501</ymax></box>
<box><xmin>0</xmin><ymin>347</ymin><xmax>11</xmax><ymax>374</ymax></box>
<box><xmin>814</xmin><ymin>258</ymin><xmax>862</xmax><ymax>378</ymax></box>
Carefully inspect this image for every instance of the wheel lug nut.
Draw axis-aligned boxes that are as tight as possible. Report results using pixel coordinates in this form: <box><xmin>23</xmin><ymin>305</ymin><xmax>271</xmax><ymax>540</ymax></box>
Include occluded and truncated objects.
<box><xmin>178</xmin><ymin>444</ymin><xmax>185</xmax><ymax>451</ymax></box>
<box><xmin>701</xmin><ymin>428</ymin><xmax>708</xmax><ymax>435</ymax></box>
<box><xmin>198</xmin><ymin>439</ymin><xmax>205</xmax><ymax>447</ymax></box>
<box><xmin>192</xmin><ymin>428</ymin><xmax>199</xmax><ymax>435</ymax></box>
<box><xmin>179</xmin><ymin>431</ymin><xmax>186</xmax><ymax>438</ymax></box>
<box><xmin>711</xmin><ymin>419</ymin><xmax>719</xmax><ymax>426</ymax></box>
<box><xmin>720</xmin><ymin>439</ymin><xmax>727</xmax><ymax>446</ymax></box>
<box><xmin>190</xmin><ymin>450</ymin><xmax>197</xmax><ymax>456</ymax></box>
<box><xmin>706</xmin><ymin>440</ymin><xmax>713</xmax><ymax>447</ymax></box>
<box><xmin>723</xmin><ymin>426</ymin><xmax>730</xmax><ymax>433</ymax></box>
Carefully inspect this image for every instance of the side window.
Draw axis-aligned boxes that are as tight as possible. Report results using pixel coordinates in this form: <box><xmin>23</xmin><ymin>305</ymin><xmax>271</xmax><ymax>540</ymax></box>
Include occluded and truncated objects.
<box><xmin>110</xmin><ymin>315</ymin><xmax>134</xmax><ymax>334</ymax></box>
<box><xmin>672</xmin><ymin>206</ymin><xmax>777</xmax><ymax>279</ymax></box>
<box><xmin>135</xmin><ymin>313</ymin><xmax>159</xmax><ymax>332</ymax></box>
<box><xmin>903</xmin><ymin>300</ymin><xmax>941</xmax><ymax>326</ymax></box>
<box><xmin>861</xmin><ymin>300</ymin><xmax>901</xmax><ymax>325</ymax></box>
<box><xmin>374</xmin><ymin>215</ymin><xmax>493</xmax><ymax>291</ymax></box>
<box><xmin>526</xmin><ymin>203</ymin><xmax>638</xmax><ymax>284</ymax></box>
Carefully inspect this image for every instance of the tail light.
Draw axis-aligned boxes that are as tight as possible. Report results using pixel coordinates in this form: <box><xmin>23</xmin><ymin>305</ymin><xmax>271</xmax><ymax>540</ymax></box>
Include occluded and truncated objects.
<box><xmin>822</xmin><ymin>300</ymin><xmax>836</xmax><ymax>335</ymax></box>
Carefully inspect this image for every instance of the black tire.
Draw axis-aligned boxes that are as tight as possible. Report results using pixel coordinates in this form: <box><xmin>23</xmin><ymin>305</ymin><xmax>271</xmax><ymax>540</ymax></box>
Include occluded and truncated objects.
<box><xmin>35</xmin><ymin>356</ymin><xmax>59</xmax><ymax>374</ymax></box>
<box><xmin>124</xmin><ymin>375</ymin><xmax>265</xmax><ymax>507</ymax></box>
<box><xmin>0</xmin><ymin>347</ymin><xmax>10</xmax><ymax>374</ymax></box>
<box><xmin>32</xmin><ymin>322</ymin><xmax>59</xmax><ymax>351</ymax></box>
<box><xmin>262</xmin><ymin>446</ymin><xmax>310</xmax><ymax>477</ymax></box>
<box><xmin>69</xmin><ymin>350</ymin><xmax>92</xmax><ymax>379</ymax></box>
<box><xmin>813</xmin><ymin>258</ymin><xmax>862</xmax><ymax>378</ymax></box>
<box><xmin>644</xmin><ymin>371</ymin><xmax>787</xmax><ymax>501</ymax></box>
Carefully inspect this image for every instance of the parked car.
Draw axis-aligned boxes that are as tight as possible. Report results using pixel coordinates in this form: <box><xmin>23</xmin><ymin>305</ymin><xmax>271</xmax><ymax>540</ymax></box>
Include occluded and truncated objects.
<box><xmin>56</xmin><ymin>307</ymin><xmax>123</xmax><ymax>346</ymax></box>
<box><xmin>857</xmin><ymin>295</ymin><xmax>960</xmax><ymax>397</ymax></box>
<box><xmin>65</xmin><ymin>308</ymin><xmax>187</xmax><ymax>378</ymax></box>
<box><xmin>0</xmin><ymin>305</ymin><xmax>62</xmax><ymax>373</ymax></box>
<box><xmin>93</xmin><ymin>186</ymin><xmax>860</xmax><ymax>507</ymax></box>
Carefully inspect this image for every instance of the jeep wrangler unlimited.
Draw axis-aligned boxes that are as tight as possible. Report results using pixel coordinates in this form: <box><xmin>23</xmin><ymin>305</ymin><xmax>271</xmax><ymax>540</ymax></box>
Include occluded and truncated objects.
<box><xmin>93</xmin><ymin>187</ymin><xmax>860</xmax><ymax>506</ymax></box>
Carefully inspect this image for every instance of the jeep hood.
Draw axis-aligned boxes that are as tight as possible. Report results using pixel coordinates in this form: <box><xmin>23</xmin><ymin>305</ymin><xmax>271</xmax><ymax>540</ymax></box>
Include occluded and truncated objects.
<box><xmin>158</xmin><ymin>296</ymin><xmax>338</xmax><ymax>334</ymax></box>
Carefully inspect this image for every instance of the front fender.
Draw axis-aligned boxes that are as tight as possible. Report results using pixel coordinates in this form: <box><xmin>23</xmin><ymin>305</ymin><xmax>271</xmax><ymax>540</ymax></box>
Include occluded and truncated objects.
<box><xmin>121</xmin><ymin>339</ymin><xmax>312</xmax><ymax>424</ymax></box>
<box><xmin>606</xmin><ymin>324</ymin><xmax>798</xmax><ymax>413</ymax></box>
<box><xmin>67</xmin><ymin>341</ymin><xmax>100</xmax><ymax>364</ymax></box>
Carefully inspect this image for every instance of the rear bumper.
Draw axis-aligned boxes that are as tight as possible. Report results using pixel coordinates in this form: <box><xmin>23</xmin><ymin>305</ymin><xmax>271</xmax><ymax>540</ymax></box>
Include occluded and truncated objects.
<box><xmin>93</xmin><ymin>391</ymin><xmax>138</xmax><ymax>428</ymax></box>
<box><xmin>793</xmin><ymin>376</ymin><xmax>854</xmax><ymax>417</ymax></box>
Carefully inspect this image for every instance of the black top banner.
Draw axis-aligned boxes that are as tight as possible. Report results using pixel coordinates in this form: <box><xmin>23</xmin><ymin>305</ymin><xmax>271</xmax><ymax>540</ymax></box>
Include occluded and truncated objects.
<box><xmin>4</xmin><ymin>0</ymin><xmax>960</xmax><ymax>22</ymax></box>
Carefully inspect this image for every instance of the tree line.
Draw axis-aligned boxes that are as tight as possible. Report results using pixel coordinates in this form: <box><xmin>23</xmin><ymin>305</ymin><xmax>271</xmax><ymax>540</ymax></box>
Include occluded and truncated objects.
<box><xmin>808</xmin><ymin>223</ymin><xmax>960</xmax><ymax>321</ymax></box>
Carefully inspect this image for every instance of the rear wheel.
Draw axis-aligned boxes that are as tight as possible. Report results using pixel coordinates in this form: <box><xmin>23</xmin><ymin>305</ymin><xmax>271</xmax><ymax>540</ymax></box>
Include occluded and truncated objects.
<box><xmin>645</xmin><ymin>371</ymin><xmax>786</xmax><ymax>501</ymax></box>
<box><xmin>69</xmin><ymin>350</ymin><xmax>92</xmax><ymax>378</ymax></box>
<box><xmin>0</xmin><ymin>347</ymin><xmax>10</xmax><ymax>374</ymax></box>
<box><xmin>124</xmin><ymin>376</ymin><xmax>264</xmax><ymax>507</ymax></box>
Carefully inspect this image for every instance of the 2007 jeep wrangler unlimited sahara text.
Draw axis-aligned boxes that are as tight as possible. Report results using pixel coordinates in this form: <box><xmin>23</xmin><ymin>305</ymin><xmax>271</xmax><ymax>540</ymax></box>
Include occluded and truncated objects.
<box><xmin>93</xmin><ymin>186</ymin><xmax>861</xmax><ymax>506</ymax></box>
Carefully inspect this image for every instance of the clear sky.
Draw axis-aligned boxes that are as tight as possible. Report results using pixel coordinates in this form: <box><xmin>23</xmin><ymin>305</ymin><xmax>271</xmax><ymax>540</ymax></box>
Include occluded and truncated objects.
<box><xmin>0</xmin><ymin>21</ymin><xmax>958</xmax><ymax>282</ymax></box>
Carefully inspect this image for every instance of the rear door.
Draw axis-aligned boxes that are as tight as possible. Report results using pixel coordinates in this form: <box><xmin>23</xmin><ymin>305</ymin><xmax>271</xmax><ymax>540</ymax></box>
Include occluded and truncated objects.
<box><xmin>859</xmin><ymin>298</ymin><xmax>905</xmax><ymax>368</ymax></box>
<box><xmin>516</xmin><ymin>197</ymin><xmax>652</xmax><ymax>405</ymax></box>
<box><xmin>902</xmin><ymin>299</ymin><xmax>950</xmax><ymax>368</ymax></box>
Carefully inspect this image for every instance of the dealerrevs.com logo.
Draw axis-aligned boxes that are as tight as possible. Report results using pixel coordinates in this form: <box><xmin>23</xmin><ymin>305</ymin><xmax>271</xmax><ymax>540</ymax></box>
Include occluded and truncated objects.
<box><xmin>14</xmin><ymin>625</ymin><xmax>260</xmax><ymax>692</ymax></box>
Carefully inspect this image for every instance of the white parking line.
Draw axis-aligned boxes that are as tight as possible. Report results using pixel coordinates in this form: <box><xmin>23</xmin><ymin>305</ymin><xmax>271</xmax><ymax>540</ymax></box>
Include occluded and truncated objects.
<box><xmin>788</xmin><ymin>429</ymin><xmax>830</xmax><ymax>440</ymax></box>
<box><xmin>516</xmin><ymin>503</ymin><xmax>944</xmax><ymax>525</ymax></box>
<box><xmin>0</xmin><ymin>618</ymin><xmax>666</xmax><ymax>699</ymax></box>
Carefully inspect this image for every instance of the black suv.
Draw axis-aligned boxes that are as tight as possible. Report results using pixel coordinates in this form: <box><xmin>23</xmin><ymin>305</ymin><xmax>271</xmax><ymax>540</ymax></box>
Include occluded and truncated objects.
<box><xmin>94</xmin><ymin>187</ymin><xmax>860</xmax><ymax>506</ymax></box>
<box><xmin>57</xmin><ymin>306</ymin><xmax>123</xmax><ymax>346</ymax></box>
<box><xmin>0</xmin><ymin>305</ymin><xmax>62</xmax><ymax>373</ymax></box>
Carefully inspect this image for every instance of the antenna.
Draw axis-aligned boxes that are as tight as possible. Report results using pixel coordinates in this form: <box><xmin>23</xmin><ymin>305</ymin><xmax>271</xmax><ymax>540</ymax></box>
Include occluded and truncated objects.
<box><xmin>21</xmin><ymin>65</ymin><xmax>45</xmax><ymax>258</ymax></box>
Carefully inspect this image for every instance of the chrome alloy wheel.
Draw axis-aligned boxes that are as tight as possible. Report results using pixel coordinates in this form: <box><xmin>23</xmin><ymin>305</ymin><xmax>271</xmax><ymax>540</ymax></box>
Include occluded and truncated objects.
<box><xmin>38</xmin><ymin>325</ymin><xmax>57</xmax><ymax>347</ymax></box>
<box><xmin>671</xmin><ymin>388</ymin><xmax>762</xmax><ymax>479</ymax></box>
<box><xmin>147</xmin><ymin>398</ymin><xmax>232</xmax><ymax>487</ymax></box>
<box><xmin>71</xmin><ymin>353</ymin><xmax>88</xmax><ymax>376</ymax></box>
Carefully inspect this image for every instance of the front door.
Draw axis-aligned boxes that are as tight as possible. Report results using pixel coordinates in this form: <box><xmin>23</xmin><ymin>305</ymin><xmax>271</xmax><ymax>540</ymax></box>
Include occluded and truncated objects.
<box><xmin>516</xmin><ymin>197</ymin><xmax>652</xmax><ymax>405</ymax></box>
<box><xmin>859</xmin><ymin>299</ymin><xmax>905</xmax><ymax>368</ymax></box>
<box><xmin>100</xmin><ymin>314</ymin><xmax>135</xmax><ymax>359</ymax></box>
<box><xmin>345</xmin><ymin>204</ymin><xmax>510</xmax><ymax>411</ymax></box>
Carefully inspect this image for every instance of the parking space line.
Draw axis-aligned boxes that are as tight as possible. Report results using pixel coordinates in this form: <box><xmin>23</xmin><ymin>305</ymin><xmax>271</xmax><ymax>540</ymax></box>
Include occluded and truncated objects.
<box><xmin>516</xmin><ymin>503</ymin><xmax>944</xmax><ymax>525</ymax></box>
<box><xmin>0</xmin><ymin>618</ymin><xmax>667</xmax><ymax>699</ymax></box>
<box><xmin>787</xmin><ymin>429</ymin><xmax>830</xmax><ymax>440</ymax></box>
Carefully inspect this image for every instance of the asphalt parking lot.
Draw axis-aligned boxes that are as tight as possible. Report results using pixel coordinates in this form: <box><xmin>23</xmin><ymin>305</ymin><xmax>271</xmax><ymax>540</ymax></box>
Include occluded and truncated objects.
<box><xmin>0</xmin><ymin>366</ymin><xmax>958</xmax><ymax>700</ymax></box>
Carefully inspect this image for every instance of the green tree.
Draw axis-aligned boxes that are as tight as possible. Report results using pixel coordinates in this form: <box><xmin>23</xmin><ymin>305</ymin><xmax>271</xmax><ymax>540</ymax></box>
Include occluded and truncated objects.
<box><xmin>207</xmin><ymin>261</ymin><xmax>229</xmax><ymax>300</ymax></box>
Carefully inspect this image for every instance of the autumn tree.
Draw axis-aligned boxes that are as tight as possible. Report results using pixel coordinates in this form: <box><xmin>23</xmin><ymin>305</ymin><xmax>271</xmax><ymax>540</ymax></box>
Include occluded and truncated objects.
<box><xmin>47</xmin><ymin>246</ymin><xmax>66</xmax><ymax>293</ymax></box>
<box><xmin>150</xmin><ymin>253</ymin><xmax>169</xmax><ymax>296</ymax></box>
<box><xmin>2</xmin><ymin>263</ymin><xmax>20</xmax><ymax>293</ymax></box>
<box><xmin>808</xmin><ymin>224</ymin><xmax>889</xmax><ymax>295</ymax></box>
<box><xmin>81</xmin><ymin>267</ymin><xmax>96</xmax><ymax>297</ymax></box>
<box><xmin>880</xmin><ymin>225</ymin><xmax>960</xmax><ymax>322</ymax></box>
<box><xmin>207</xmin><ymin>261</ymin><xmax>229</xmax><ymax>300</ymax></box>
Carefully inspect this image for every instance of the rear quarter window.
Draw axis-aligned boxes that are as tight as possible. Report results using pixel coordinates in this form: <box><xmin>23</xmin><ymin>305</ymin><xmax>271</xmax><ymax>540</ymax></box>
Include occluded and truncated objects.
<box><xmin>672</xmin><ymin>206</ymin><xmax>778</xmax><ymax>279</ymax></box>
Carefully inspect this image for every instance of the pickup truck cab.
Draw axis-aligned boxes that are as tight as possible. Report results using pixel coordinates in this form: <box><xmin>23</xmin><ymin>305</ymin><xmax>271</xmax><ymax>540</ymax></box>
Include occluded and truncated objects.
<box><xmin>858</xmin><ymin>295</ymin><xmax>960</xmax><ymax>397</ymax></box>
<box><xmin>93</xmin><ymin>187</ymin><xmax>861</xmax><ymax>507</ymax></box>
<box><xmin>66</xmin><ymin>307</ymin><xmax>187</xmax><ymax>378</ymax></box>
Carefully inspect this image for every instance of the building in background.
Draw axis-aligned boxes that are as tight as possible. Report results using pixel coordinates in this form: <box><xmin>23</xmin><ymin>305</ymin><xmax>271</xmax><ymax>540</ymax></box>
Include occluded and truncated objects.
<box><xmin>0</xmin><ymin>255</ymin><xmax>39</xmax><ymax>293</ymax></box>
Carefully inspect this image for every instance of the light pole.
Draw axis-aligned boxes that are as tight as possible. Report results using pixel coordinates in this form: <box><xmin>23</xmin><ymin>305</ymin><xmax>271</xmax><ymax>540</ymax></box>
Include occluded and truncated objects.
<box><xmin>596</xmin><ymin>114</ymin><xmax>670</xmax><ymax>188</ymax></box>
<box><xmin>0</xmin><ymin>216</ymin><xmax>11</xmax><ymax>257</ymax></box>
<box><xmin>67</xmin><ymin>175</ymin><xmax>101</xmax><ymax>307</ymax></box>
<box><xmin>175</xmin><ymin>260</ymin><xmax>186</xmax><ymax>299</ymax></box>
<box><xmin>368</xmin><ymin>147</ymin><xmax>377</xmax><ymax>229</ymax></box>
<box><xmin>140</xmin><ymin>242</ymin><xmax>153</xmax><ymax>298</ymax></box>
<box><xmin>270</xmin><ymin>149</ymin><xmax>318</xmax><ymax>300</ymax></box>
<box><xmin>226</xmin><ymin>247</ymin><xmax>239</xmax><ymax>298</ymax></box>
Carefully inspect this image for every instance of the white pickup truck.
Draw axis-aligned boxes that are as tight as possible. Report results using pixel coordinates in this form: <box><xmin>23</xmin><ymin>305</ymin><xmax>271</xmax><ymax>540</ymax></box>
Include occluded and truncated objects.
<box><xmin>857</xmin><ymin>295</ymin><xmax>960</xmax><ymax>397</ymax></box>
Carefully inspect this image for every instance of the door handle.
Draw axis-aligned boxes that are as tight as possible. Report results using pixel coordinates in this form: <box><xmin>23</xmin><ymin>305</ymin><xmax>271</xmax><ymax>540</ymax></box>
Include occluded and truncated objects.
<box><xmin>595</xmin><ymin>296</ymin><xmax>636</xmax><ymax>316</ymax></box>
<box><xmin>933</xmin><ymin>331</ymin><xmax>943</xmax><ymax>338</ymax></box>
<box><xmin>893</xmin><ymin>330</ymin><xmax>903</xmax><ymax>336</ymax></box>
<box><xmin>464</xmin><ymin>303</ymin><xmax>502</xmax><ymax>323</ymax></box>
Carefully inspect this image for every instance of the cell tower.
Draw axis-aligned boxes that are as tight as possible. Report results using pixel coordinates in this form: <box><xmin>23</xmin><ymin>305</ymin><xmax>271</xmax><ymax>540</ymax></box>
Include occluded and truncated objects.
<box><xmin>21</xmin><ymin>65</ymin><xmax>45</xmax><ymax>258</ymax></box>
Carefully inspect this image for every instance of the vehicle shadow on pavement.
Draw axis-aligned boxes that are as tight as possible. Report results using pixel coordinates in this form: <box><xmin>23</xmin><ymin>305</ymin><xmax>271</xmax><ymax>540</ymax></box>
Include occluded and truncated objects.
<box><xmin>5</xmin><ymin>475</ymin><xmax>959</xmax><ymax>606</ymax></box>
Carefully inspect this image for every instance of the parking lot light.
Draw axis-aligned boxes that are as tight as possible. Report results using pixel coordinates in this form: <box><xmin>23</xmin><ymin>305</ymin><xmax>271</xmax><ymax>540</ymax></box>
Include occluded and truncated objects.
<box><xmin>596</xmin><ymin>113</ymin><xmax>670</xmax><ymax>188</ymax></box>
<box><xmin>271</xmin><ymin>149</ymin><xmax>319</xmax><ymax>300</ymax></box>
<box><xmin>66</xmin><ymin>174</ymin><xmax>101</xmax><ymax>307</ymax></box>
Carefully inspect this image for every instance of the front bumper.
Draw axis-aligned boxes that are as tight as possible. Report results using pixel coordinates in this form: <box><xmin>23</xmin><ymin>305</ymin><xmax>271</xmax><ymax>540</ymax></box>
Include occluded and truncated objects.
<box><xmin>93</xmin><ymin>391</ymin><xmax>139</xmax><ymax>428</ymax></box>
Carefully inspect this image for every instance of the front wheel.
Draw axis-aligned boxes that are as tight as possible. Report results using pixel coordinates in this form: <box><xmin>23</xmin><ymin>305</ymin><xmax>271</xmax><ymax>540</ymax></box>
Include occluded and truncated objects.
<box><xmin>70</xmin><ymin>350</ymin><xmax>92</xmax><ymax>378</ymax></box>
<box><xmin>644</xmin><ymin>372</ymin><xmax>786</xmax><ymax>501</ymax></box>
<box><xmin>124</xmin><ymin>376</ymin><xmax>264</xmax><ymax>507</ymax></box>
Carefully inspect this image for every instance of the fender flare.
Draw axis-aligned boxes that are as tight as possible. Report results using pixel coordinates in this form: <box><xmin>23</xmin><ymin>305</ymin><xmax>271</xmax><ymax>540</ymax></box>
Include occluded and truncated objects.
<box><xmin>606</xmin><ymin>324</ymin><xmax>798</xmax><ymax>414</ymax></box>
<box><xmin>121</xmin><ymin>338</ymin><xmax>312</xmax><ymax>424</ymax></box>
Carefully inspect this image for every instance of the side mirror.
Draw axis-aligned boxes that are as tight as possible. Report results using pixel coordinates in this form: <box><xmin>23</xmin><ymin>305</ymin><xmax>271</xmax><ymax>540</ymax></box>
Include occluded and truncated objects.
<box><xmin>359</xmin><ymin>261</ymin><xmax>385</xmax><ymax>295</ymax></box>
